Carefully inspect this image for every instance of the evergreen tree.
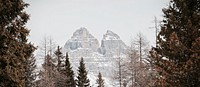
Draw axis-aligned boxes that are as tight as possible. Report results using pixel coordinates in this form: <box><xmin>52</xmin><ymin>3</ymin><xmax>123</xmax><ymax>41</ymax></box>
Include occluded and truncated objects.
<box><xmin>24</xmin><ymin>55</ymin><xmax>37</xmax><ymax>87</ymax></box>
<box><xmin>150</xmin><ymin>0</ymin><xmax>200</xmax><ymax>86</ymax></box>
<box><xmin>96</xmin><ymin>72</ymin><xmax>104</xmax><ymax>87</ymax></box>
<box><xmin>54</xmin><ymin>46</ymin><xmax>64</xmax><ymax>72</ymax></box>
<box><xmin>54</xmin><ymin>46</ymin><xmax>65</xmax><ymax>87</ymax></box>
<box><xmin>77</xmin><ymin>57</ymin><xmax>90</xmax><ymax>87</ymax></box>
<box><xmin>39</xmin><ymin>55</ymin><xmax>56</xmax><ymax>87</ymax></box>
<box><xmin>0</xmin><ymin>0</ymin><xmax>35</xmax><ymax>86</ymax></box>
<box><xmin>64</xmin><ymin>52</ymin><xmax>76</xmax><ymax>87</ymax></box>
<box><xmin>54</xmin><ymin>46</ymin><xmax>76</xmax><ymax>87</ymax></box>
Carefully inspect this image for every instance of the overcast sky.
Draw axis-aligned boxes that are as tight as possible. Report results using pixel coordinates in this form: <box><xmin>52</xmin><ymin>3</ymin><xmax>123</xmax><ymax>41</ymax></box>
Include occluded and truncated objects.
<box><xmin>25</xmin><ymin>0</ymin><xmax>169</xmax><ymax>47</ymax></box>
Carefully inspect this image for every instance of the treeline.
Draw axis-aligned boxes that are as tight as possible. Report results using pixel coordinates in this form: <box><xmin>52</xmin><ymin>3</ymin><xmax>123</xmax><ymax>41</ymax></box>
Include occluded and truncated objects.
<box><xmin>36</xmin><ymin>46</ymin><xmax>104</xmax><ymax>87</ymax></box>
<box><xmin>35</xmin><ymin>37</ymin><xmax>105</xmax><ymax>87</ymax></box>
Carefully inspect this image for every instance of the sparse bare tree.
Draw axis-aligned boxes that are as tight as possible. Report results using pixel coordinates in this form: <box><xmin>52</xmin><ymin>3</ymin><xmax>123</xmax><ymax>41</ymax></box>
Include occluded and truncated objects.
<box><xmin>38</xmin><ymin>36</ymin><xmax>57</xmax><ymax>58</ymax></box>
<box><xmin>39</xmin><ymin>55</ymin><xmax>56</xmax><ymax>87</ymax></box>
<box><xmin>120</xmin><ymin>33</ymin><xmax>156</xmax><ymax>87</ymax></box>
<box><xmin>36</xmin><ymin>37</ymin><xmax>57</xmax><ymax>86</ymax></box>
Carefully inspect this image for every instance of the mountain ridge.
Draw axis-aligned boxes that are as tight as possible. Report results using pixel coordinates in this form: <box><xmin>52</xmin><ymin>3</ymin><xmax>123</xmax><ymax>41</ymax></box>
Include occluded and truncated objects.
<box><xmin>64</xmin><ymin>27</ymin><xmax>128</xmax><ymax>56</ymax></box>
<box><xmin>63</xmin><ymin>27</ymin><xmax>128</xmax><ymax>87</ymax></box>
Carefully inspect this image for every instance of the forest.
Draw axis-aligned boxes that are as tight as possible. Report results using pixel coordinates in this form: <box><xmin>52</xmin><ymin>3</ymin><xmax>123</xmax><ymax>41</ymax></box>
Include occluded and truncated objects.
<box><xmin>0</xmin><ymin>0</ymin><xmax>200</xmax><ymax>87</ymax></box>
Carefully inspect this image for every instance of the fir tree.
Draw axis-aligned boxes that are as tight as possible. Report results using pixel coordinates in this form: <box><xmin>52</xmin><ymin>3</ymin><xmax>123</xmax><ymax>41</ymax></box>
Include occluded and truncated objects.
<box><xmin>64</xmin><ymin>52</ymin><xmax>76</xmax><ymax>87</ymax></box>
<box><xmin>0</xmin><ymin>0</ymin><xmax>35</xmax><ymax>86</ymax></box>
<box><xmin>150</xmin><ymin>0</ymin><xmax>200</xmax><ymax>86</ymax></box>
<box><xmin>54</xmin><ymin>46</ymin><xmax>64</xmax><ymax>72</ymax></box>
<box><xmin>77</xmin><ymin>57</ymin><xmax>90</xmax><ymax>87</ymax></box>
<box><xmin>96</xmin><ymin>72</ymin><xmax>105</xmax><ymax>87</ymax></box>
<box><xmin>54</xmin><ymin>46</ymin><xmax>76</xmax><ymax>87</ymax></box>
<box><xmin>24</xmin><ymin>55</ymin><xmax>37</xmax><ymax>87</ymax></box>
<box><xmin>40</xmin><ymin>55</ymin><xmax>56</xmax><ymax>87</ymax></box>
<box><xmin>54</xmin><ymin>46</ymin><xmax>65</xmax><ymax>87</ymax></box>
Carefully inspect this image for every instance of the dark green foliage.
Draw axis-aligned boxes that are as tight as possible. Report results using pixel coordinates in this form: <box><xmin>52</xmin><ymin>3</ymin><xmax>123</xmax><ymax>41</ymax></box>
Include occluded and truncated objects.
<box><xmin>64</xmin><ymin>53</ymin><xmax>76</xmax><ymax>87</ymax></box>
<box><xmin>96</xmin><ymin>72</ymin><xmax>104</xmax><ymax>87</ymax></box>
<box><xmin>0</xmin><ymin>0</ymin><xmax>35</xmax><ymax>87</ymax></box>
<box><xmin>54</xmin><ymin>46</ymin><xmax>65</xmax><ymax>87</ymax></box>
<box><xmin>150</xmin><ymin>0</ymin><xmax>200</xmax><ymax>86</ymax></box>
<box><xmin>24</xmin><ymin>55</ymin><xmax>37</xmax><ymax>87</ymax></box>
<box><xmin>55</xmin><ymin>46</ymin><xmax>64</xmax><ymax>72</ymax></box>
<box><xmin>77</xmin><ymin>57</ymin><xmax>90</xmax><ymax>87</ymax></box>
<box><xmin>54</xmin><ymin>46</ymin><xmax>76</xmax><ymax>87</ymax></box>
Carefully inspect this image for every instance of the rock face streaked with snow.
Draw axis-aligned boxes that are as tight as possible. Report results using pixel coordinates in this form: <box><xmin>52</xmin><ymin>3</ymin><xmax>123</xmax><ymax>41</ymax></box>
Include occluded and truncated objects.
<box><xmin>64</xmin><ymin>28</ymin><xmax>128</xmax><ymax>87</ymax></box>
<box><xmin>64</xmin><ymin>27</ymin><xmax>99</xmax><ymax>57</ymax></box>
<box><xmin>98</xmin><ymin>30</ymin><xmax>128</xmax><ymax>57</ymax></box>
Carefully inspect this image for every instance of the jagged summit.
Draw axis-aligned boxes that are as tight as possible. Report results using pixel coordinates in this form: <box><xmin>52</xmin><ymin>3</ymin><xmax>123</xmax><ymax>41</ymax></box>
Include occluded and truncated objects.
<box><xmin>63</xmin><ymin>28</ymin><xmax>128</xmax><ymax>87</ymax></box>
<box><xmin>64</xmin><ymin>28</ymin><xmax>127</xmax><ymax>57</ymax></box>
<box><xmin>64</xmin><ymin>27</ymin><xmax>99</xmax><ymax>52</ymax></box>
<box><xmin>98</xmin><ymin>30</ymin><xmax>127</xmax><ymax>56</ymax></box>
<box><xmin>103</xmin><ymin>30</ymin><xmax>120</xmax><ymax>40</ymax></box>
<box><xmin>72</xmin><ymin>27</ymin><xmax>95</xmax><ymax>39</ymax></box>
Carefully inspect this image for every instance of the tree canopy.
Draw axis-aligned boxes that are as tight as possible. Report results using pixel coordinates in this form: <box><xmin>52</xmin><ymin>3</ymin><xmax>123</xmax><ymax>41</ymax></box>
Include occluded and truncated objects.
<box><xmin>150</xmin><ymin>0</ymin><xmax>200</xmax><ymax>86</ymax></box>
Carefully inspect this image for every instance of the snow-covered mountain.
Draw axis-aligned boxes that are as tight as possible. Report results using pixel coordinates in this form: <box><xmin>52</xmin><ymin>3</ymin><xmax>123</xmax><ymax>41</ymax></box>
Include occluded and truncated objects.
<box><xmin>64</xmin><ymin>27</ymin><xmax>128</xmax><ymax>87</ymax></box>
<box><xmin>98</xmin><ymin>30</ymin><xmax>128</xmax><ymax>57</ymax></box>
<box><xmin>64</xmin><ymin>27</ymin><xmax>99</xmax><ymax>57</ymax></box>
<box><xmin>64</xmin><ymin>28</ymin><xmax>127</xmax><ymax>57</ymax></box>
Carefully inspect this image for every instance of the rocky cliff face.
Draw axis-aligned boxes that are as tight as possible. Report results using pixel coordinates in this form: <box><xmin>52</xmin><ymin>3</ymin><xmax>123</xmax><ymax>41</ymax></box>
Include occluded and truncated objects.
<box><xmin>64</xmin><ymin>27</ymin><xmax>99</xmax><ymax>57</ymax></box>
<box><xmin>63</xmin><ymin>28</ymin><xmax>128</xmax><ymax>86</ymax></box>
<box><xmin>64</xmin><ymin>28</ymin><xmax>127</xmax><ymax>57</ymax></box>
<box><xmin>98</xmin><ymin>30</ymin><xmax>128</xmax><ymax>57</ymax></box>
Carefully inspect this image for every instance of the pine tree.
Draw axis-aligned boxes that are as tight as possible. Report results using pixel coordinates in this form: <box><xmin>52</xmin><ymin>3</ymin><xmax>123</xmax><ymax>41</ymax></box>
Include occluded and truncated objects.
<box><xmin>54</xmin><ymin>46</ymin><xmax>64</xmax><ymax>72</ymax></box>
<box><xmin>150</xmin><ymin>0</ymin><xmax>200</xmax><ymax>86</ymax></box>
<box><xmin>77</xmin><ymin>57</ymin><xmax>90</xmax><ymax>87</ymax></box>
<box><xmin>54</xmin><ymin>46</ymin><xmax>65</xmax><ymax>87</ymax></box>
<box><xmin>54</xmin><ymin>46</ymin><xmax>76</xmax><ymax>87</ymax></box>
<box><xmin>64</xmin><ymin>52</ymin><xmax>76</xmax><ymax>87</ymax></box>
<box><xmin>96</xmin><ymin>72</ymin><xmax>105</xmax><ymax>87</ymax></box>
<box><xmin>0</xmin><ymin>0</ymin><xmax>35</xmax><ymax>87</ymax></box>
<box><xmin>24</xmin><ymin>55</ymin><xmax>37</xmax><ymax>87</ymax></box>
<box><xmin>39</xmin><ymin>55</ymin><xmax>56</xmax><ymax>87</ymax></box>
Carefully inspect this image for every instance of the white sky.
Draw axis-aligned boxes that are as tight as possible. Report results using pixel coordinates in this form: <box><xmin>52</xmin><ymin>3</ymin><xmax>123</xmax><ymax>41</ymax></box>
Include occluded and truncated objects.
<box><xmin>25</xmin><ymin>0</ymin><xmax>169</xmax><ymax>47</ymax></box>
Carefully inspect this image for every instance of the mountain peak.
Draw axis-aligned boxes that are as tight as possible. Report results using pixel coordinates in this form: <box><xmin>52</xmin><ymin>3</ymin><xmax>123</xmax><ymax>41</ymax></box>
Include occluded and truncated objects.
<box><xmin>78</xmin><ymin>27</ymin><xmax>88</xmax><ymax>32</ymax></box>
<box><xmin>103</xmin><ymin>30</ymin><xmax>120</xmax><ymax>40</ymax></box>
<box><xmin>72</xmin><ymin>27</ymin><xmax>94</xmax><ymax>38</ymax></box>
<box><xmin>64</xmin><ymin>27</ymin><xmax>99</xmax><ymax>51</ymax></box>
